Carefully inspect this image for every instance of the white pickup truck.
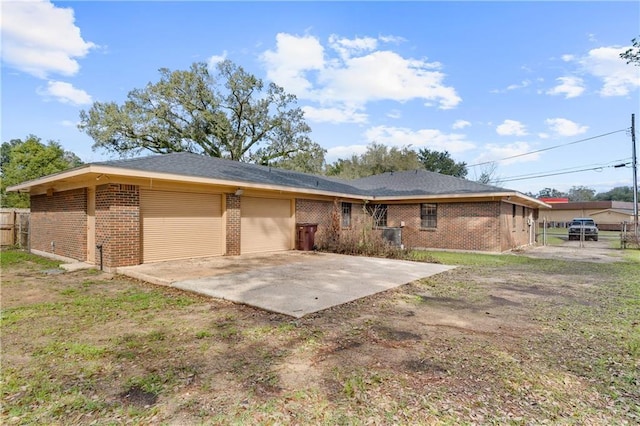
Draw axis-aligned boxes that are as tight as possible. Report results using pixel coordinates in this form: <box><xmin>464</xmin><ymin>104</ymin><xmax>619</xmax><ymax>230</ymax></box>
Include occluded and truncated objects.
<box><xmin>568</xmin><ymin>218</ymin><xmax>599</xmax><ymax>241</ymax></box>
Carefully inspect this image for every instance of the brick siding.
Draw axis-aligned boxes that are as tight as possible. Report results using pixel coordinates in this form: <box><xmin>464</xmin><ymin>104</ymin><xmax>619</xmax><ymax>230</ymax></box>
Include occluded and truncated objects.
<box><xmin>30</xmin><ymin>188</ymin><xmax>87</xmax><ymax>260</ymax></box>
<box><xmin>389</xmin><ymin>202</ymin><xmax>502</xmax><ymax>252</ymax></box>
<box><xmin>295</xmin><ymin>199</ymin><xmax>337</xmax><ymax>247</ymax></box>
<box><xmin>499</xmin><ymin>202</ymin><xmax>533</xmax><ymax>251</ymax></box>
<box><xmin>226</xmin><ymin>194</ymin><xmax>241</xmax><ymax>255</ymax></box>
<box><xmin>95</xmin><ymin>184</ymin><xmax>140</xmax><ymax>268</ymax></box>
<box><xmin>292</xmin><ymin>199</ymin><xmax>537</xmax><ymax>252</ymax></box>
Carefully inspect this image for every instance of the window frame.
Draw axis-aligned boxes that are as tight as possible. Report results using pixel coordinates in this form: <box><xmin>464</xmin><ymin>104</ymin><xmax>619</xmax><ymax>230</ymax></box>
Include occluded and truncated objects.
<box><xmin>421</xmin><ymin>203</ymin><xmax>437</xmax><ymax>229</ymax></box>
<box><xmin>341</xmin><ymin>202</ymin><xmax>352</xmax><ymax>228</ymax></box>
<box><xmin>367</xmin><ymin>203</ymin><xmax>388</xmax><ymax>228</ymax></box>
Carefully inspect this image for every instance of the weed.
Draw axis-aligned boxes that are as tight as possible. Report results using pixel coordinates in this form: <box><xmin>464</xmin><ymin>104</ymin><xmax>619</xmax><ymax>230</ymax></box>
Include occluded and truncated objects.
<box><xmin>341</xmin><ymin>370</ymin><xmax>383</xmax><ymax>400</ymax></box>
<box><xmin>195</xmin><ymin>330</ymin><xmax>212</xmax><ymax>339</ymax></box>
<box><xmin>147</xmin><ymin>330</ymin><xmax>167</xmax><ymax>341</ymax></box>
<box><xmin>125</xmin><ymin>373</ymin><xmax>165</xmax><ymax>397</ymax></box>
<box><xmin>60</xmin><ymin>288</ymin><xmax>78</xmax><ymax>296</ymax></box>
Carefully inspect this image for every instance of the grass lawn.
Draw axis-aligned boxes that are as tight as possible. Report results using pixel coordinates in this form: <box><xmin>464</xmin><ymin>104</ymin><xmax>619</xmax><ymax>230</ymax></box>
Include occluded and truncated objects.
<box><xmin>1</xmin><ymin>248</ymin><xmax>639</xmax><ymax>424</ymax></box>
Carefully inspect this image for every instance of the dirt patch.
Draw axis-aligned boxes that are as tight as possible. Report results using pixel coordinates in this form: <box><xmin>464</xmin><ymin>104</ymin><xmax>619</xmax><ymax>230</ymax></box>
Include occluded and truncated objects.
<box><xmin>120</xmin><ymin>386</ymin><xmax>158</xmax><ymax>407</ymax></box>
<box><xmin>2</xmin><ymin>249</ymin><xmax>638</xmax><ymax>424</ymax></box>
<box><xmin>515</xmin><ymin>238</ymin><xmax>624</xmax><ymax>263</ymax></box>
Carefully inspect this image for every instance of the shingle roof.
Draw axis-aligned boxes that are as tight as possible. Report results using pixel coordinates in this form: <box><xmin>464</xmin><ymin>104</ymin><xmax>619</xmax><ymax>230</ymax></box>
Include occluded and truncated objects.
<box><xmin>97</xmin><ymin>152</ymin><xmax>515</xmax><ymax>198</ymax></box>
<box><xmin>351</xmin><ymin>170</ymin><xmax>510</xmax><ymax>197</ymax></box>
<box><xmin>97</xmin><ymin>152</ymin><xmax>369</xmax><ymax>196</ymax></box>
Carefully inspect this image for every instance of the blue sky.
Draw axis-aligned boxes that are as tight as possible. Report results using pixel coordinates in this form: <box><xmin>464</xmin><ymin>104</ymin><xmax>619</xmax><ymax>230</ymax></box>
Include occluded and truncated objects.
<box><xmin>2</xmin><ymin>1</ymin><xmax>639</xmax><ymax>195</ymax></box>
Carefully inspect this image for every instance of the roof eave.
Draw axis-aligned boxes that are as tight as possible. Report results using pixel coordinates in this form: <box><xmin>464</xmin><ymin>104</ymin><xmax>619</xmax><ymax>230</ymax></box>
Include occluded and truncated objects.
<box><xmin>7</xmin><ymin>164</ymin><xmax>550</xmax><ymax>209</ymax></box>
<box><xmin>372</xmin><ymin>191</ymin><xmax>551</xmax><ymax>208</ymax></box>
<box><xmin>7</xmin><ymin>164</ymin><xmax>367</xmax><ymax>200</ymax></box>
<box><xmin>6</xmin><ymin>164</ymin><xmax>93</xmax><ymax>192</ymax></box>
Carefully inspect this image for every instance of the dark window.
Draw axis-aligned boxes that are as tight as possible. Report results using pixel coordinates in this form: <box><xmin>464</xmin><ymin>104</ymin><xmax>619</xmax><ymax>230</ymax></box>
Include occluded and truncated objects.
<box><xmin>512</xmin><ymin>204</ymin><xmax>516</xmax><ymax>228</ymax></box>
<box><xmin>341</xmin><ymin>202</ymin><xmax>352</xmax><ymax>228</ymax></box>
<box><xmin>421</xmin><ymin>203</ymin><xmax>437</xmax><ymax>228</ymax></box>
<box><xmin>367</xmin><ymin>204</ymin><xmax>387</xmax><ymax>227</ymax></box>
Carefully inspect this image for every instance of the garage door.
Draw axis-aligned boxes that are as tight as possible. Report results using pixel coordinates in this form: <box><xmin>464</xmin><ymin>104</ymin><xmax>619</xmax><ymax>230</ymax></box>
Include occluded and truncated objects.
<box><xmin>141</xmin><ymin>190</ymin><xmax>224</xmax><ymax>263</ymax></box>
<box><xmin>241</xmin><ymin>197</ymin><xmax>292</xmax><ymax>254</ymax></box>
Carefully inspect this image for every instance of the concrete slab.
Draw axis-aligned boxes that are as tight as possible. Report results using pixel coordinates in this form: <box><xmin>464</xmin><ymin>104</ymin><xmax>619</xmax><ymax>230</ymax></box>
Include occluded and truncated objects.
<box><xmin>60</xmin><ymin>262</ymin><xmax>96</xmax><ymax>272</ymax></box>
<box><xmin>119</xmin><ymin>252</ymin><xmax>454</xmax><ymax>318</ymax></box>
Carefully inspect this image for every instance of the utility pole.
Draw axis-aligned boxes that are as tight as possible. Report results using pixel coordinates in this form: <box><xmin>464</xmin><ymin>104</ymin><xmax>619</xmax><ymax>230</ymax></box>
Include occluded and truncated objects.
<box><xmin>632</xmin><ymin>113</ymin><xmax>638</xmax><ymax>237</ymax></box>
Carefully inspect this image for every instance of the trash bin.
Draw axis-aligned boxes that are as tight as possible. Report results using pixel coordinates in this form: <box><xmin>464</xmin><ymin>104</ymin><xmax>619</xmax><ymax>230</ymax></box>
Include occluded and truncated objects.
<box><xmin>296</xmin><ymin>223</ymin><xmax>318</xmax><ymax>251</ymax></box>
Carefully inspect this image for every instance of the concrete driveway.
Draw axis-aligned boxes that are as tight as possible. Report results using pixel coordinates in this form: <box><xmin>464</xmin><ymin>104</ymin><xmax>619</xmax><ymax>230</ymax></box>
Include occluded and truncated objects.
<box><xmin>117</xmin><ymin>252</ymin><xmax>454</xmax><ymax>318</ymax></box>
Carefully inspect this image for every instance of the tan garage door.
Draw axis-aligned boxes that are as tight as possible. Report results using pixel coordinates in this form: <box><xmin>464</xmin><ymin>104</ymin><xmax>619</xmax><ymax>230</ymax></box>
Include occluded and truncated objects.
<box><xmin>141</xmin><ymin>190</ymin><xmax>224</xmax><ymax>263</ymax></box>
<box><xmin>241</xmin><ymin>197</ymin><xmax>292</xmax><ymax>254</ymax></box>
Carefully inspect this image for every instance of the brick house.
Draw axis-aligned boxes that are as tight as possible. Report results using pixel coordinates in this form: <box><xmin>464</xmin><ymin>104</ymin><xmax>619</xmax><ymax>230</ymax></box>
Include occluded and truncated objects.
<box><xmin>8</xmin><ymin>152</ymin><xmax>549</xmax><ymax>270</ymax></box>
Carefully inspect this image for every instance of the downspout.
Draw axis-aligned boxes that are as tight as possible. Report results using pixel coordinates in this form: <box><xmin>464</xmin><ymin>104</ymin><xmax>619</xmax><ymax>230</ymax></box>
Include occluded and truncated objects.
<box><xmin>96</xmin><ymin>244</ymin><xmax>103</xmax><ymax>271</ymax></box>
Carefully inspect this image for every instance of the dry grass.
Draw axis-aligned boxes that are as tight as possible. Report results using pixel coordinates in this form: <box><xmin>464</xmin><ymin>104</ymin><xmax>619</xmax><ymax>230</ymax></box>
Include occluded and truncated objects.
<box><xmin>1</xmin><ymin>248</ymin><xmax>638</xmax><ymax>424</ymax></box>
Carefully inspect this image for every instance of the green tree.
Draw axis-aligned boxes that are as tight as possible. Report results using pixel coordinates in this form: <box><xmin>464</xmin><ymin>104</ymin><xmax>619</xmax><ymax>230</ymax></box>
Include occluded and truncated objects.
<box><xmin>418</xmin><ymin>149</ymin><xmax>468</xmax><ymax>178</ymax></box>
<box><xmin>620</xmin><ymin>36</ymin><xmax>640</xmax><ymax>66</ymax></box>
<box><xmin>1</xmin><ymin>136</ymin><xmax>83</xmax><ymax>207</ymax></box>
<box><xmin>537</xmin><ymin>188</ymin><xmax>567</xmax><ymax>198</ymax></box>
<box><xmin>595</xmin><ymin>186</ymin><xmax>639</xmax><ymax>202</ymax></box>
<box><xmin>567</xmin><ymin>185</ymin><xmax>596</xmax><ymax>202</ymax></box>
<box><xmin>269</xmin><ymin>143</ymin><xmax>326</xmax><ymax>174</ymax></box>
<box><xmin>326</xmin><ymin>142</ymin><xmax>422</xmax><ymax>179</ymax></box>
<box><xmin>79</xmin><ymin>60</ymin><xmax>324</xmax><ymax>170</ymax></box>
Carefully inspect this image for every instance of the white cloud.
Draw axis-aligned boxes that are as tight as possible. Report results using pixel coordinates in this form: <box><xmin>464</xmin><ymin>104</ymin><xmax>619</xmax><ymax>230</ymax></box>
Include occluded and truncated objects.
<box><xmin>262</xmin><ymin>33</ymin><xmax>325</xmax><ymax>96</ymax></box>
<box><xmin>579</xmin><ymin>46</ymin><xmax>640</xmax><ymax>96</ymax></box>
<box><xmin>474</xmin><ymin>141</ymin><xmax>539</xmax><ymax>166</ymax></box>
<box><xmin>386</xmin><ymin>109</ymin><xmax>402</xmax><ymax>119</ymax></box>
<box><xmin>208</xmin><ymin>51</ymin><xmax>227</xmax><ymax>67</ymax></box>
<box><xmin>328</xmin><ymin>34</ymin><xmax>378</xmax><ymax>60</ymax></box>
<box><xmin>302</xmin><ymin>106</ymin><xmax>368</xmax><ymax>124</ymax></box>
<box><xmin>378</xmin><ymin>35</ymin><xmax>407</xmax><ymax>44</ymax></box>
<box><xmin>496</xmin><ymin>119</ymin><xmax>528</xmax><ymax>136</ymax></box>
<box><xmin>1</xmin><ymin>0</ymin><xmax>95</xmax><ymax>78</ymax></box>
<box><xmin>38</xmin><ymin>81</ymin><xmax>92</xmax><ymax>105</ymax></box>
<box><xmin>261</xmin><ymin>33</ymin><xmax>461</xmax><ymax>111</ymax></box>
<box><xmin>326</xmin><ymin>144</ymin><xmax>369</xmax><ymax>162</ymax></box>
<box><xmin>452</xmin><ymin>119</ymin><xmax>471</xmax><ymax>130</ymax></box>
<box><xmin>506</xmin><ymin>80</ymin><xmax>531</xmax><ymax>90</ymax></box>
<box><xmin>546</xmin><ymin>76</ymin><xmax>585</xmax><ymax>98</ymax></box>
<box><xmin>364</xmin><ymin>125</ymin><xmax>475</xmax><ymax>153</ymax></box>
<box><xmin>491</xmin><ymin>80</ymin><xmax>531</xmax><ymax>94</ymax></box>
<box><xmin>60</xmin><ymin>119</ymin><xmax>76</xmax><ymax>127</ymax></box>
<box><xmin>538</xmin><ymin>132</ymin><xmax>550</xmax><ymax>139</ymax></box>
<box><xmin>545</xmin><ymin>118</ymin><xmax>588</xmax><ymax>136</ymax></box>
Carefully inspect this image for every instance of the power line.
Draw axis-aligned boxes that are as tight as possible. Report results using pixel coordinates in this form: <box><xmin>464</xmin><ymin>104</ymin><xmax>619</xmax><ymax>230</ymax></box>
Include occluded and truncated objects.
<box><xmin>468</xmin><ymin>129</ymin><xmax>629</xmax><ymax>168</ymax></box>
<box><xmin>501</xmin><ymin>162</ymin><xmax>631</xmax><ymax>182</ymax></box>
<box><xmin>499</xmin><ymin>157</ymin><xmax>631</xmax><ymax>181</ymax></box>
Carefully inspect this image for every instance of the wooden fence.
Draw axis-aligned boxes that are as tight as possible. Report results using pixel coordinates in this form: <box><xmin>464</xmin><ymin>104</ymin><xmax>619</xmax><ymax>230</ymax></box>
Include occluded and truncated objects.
<box><xmin>0</xmin><ymin>209</ymin><xmax>30</xmax><ymax>248</ymax></box>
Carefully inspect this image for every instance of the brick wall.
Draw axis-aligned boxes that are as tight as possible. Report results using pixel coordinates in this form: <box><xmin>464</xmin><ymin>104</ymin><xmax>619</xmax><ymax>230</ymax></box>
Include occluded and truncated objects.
<box><xmin>389</xmin><ymin>202</ymin><xmax>502</xmax><ymax>252</ymax></box>
<box><xmin>295</xmin><ymin>198</ymin><xmax>336</xmax><ymax>246</ymax></box>
<box><xmin>96</xmin><ymin>184</ymin><xmax>140</xmax><ymax>268</ymax></box>
<box><xmin>499</xmin><ymin>202</ymin><xmax>533</xmax><ymax>251</ymax></box>
<box><xmin>226</xmin><ymin>194</ymin><xmax>241</xmax><ymax>255</ymax></box>
<box><xmin>30</xmin><ymin>188</ymin><xmax>87</xmax><ymax>260</ymax></box>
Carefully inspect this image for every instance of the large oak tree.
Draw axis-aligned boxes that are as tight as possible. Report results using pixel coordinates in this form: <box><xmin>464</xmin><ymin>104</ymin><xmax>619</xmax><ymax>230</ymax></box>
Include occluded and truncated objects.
<box><xmin>620</xmin><ymin>36</ymin><xmax>640</xmax><ymax>66</ymax></box>
<box><xmin>79</xmin><ymin>61</ymin><xmax>325</xmax><ymax>172</ymax></box>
